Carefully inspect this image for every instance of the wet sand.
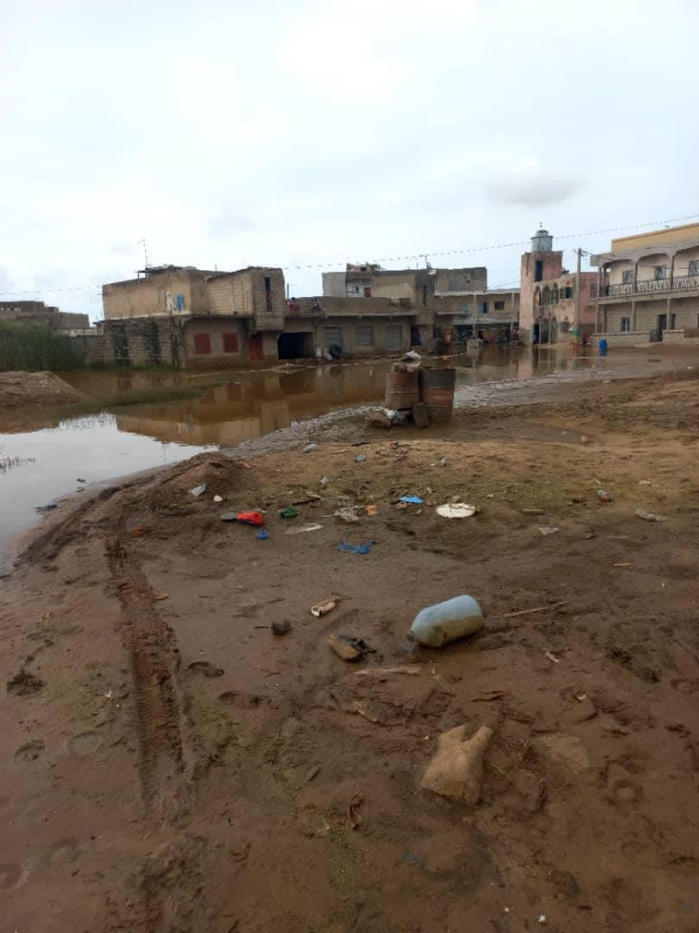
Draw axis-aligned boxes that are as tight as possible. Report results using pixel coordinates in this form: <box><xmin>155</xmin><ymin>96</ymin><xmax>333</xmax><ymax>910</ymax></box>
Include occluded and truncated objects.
<box><xmin>1</xmin><ymin>355</ymin><xmax>699</xmax><ymax>931</ymax></box>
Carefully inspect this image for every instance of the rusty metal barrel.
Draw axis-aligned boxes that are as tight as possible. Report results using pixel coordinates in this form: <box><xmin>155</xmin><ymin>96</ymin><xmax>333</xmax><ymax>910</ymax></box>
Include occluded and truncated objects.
<box><xmin>385</xmin><ymin>371</ymin><xmax>420</xmax><ymax>410</ymax></box>
<box><xmin>419</xmin><ymin>368</ymin><xmax>456</xmax><ymax>423</ymax></box>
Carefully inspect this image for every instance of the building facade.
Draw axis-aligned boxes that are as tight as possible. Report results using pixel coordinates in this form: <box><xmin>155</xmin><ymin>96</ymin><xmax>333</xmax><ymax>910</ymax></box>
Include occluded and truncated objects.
<box><xmin>0</xmin><ymin>300</ymin><xmax>89</xmax><ymax>332</ymax></box>
<box><xmin>519</xmin><ymin>228</ymin><xmax>597</xmax><ymax>344</ymax></box>
<box><xmin>590</xmin><ymin>223</ymin><xmax>699</xmax><ymax>345</ymax></box>
<box><xmin>450</xmin><ymin>289</ymin><xmax>520</xmax><ymax>343</ymax></box>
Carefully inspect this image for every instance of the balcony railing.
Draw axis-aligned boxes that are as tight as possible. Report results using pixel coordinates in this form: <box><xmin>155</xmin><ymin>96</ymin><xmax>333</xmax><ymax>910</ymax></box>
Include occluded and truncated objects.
<box><xmin>602</xmin><ymin>275</ymin><xmax>699</xmax><ymax>299</ymax></box>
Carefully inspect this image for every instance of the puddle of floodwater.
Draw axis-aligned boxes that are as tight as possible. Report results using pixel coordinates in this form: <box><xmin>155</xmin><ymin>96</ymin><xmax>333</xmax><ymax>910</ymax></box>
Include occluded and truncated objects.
<box><xmin>0</xmin><ymin>348</ymin><xmax>589</xmax><ymax>553</ymax></box>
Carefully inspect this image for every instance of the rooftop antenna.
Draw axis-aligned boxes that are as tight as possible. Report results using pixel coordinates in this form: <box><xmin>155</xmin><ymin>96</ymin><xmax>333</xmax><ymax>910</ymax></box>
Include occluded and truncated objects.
<box><xmin>138</xmin><ymin>238</ymin><xmax>150</xmax><ymax>269</ymax></box>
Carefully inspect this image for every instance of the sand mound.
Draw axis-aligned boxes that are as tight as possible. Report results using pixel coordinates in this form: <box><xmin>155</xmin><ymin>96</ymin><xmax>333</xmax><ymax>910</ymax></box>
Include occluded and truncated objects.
<box><xmin>0</xmin><ymin>371</ymin><xmax>85</xmax><ymax>412</ymax></box>
<box><xmin>144</xmin><ymin>452</ymin><xmax>255</xmax><ymax>515</ymax></box>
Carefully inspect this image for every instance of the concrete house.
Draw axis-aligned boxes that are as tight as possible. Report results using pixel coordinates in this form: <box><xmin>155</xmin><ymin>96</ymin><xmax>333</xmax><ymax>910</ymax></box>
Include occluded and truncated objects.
<box><xmin>519</xmin><ymin>228</ymin><xmax>597</xmax><ymax>345</ymax></box>
<box><xmin>101</xmin><ymin>265</ymin><xmax>285</xmax><ymax>367</ymax></box>
<box><xmin>590</xmin><ymin>223</ymin><xmax>699</xmax><ymax>345</ymax></box>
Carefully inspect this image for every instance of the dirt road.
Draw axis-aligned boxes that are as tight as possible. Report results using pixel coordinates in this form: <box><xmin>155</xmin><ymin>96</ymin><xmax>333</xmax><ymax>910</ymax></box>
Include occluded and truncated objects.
<box><xmin>1</xmin><ymin>367</ymin><xmax>699</xmax><ymax>931</ymax></box>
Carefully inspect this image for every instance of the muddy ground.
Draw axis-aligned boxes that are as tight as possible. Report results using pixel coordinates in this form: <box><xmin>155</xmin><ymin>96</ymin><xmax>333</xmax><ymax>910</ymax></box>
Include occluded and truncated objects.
<box><xmin>1</xmin><ymin>367</ymin><xmax>699</xmax><ymax>932</ymax></box>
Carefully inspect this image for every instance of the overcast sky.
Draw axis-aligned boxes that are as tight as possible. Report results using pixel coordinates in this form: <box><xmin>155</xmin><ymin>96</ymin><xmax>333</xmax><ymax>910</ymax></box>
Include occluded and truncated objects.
<box><xmin>1</xmin><ymin>0</ymin><xmax>698</xmax><ymax>320</ymax></box>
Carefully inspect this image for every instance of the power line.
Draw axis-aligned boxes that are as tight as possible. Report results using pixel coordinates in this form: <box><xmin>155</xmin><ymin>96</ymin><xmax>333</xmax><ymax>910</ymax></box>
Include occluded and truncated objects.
<box><xmin>1</xmin><ymin>212</ymin><xmax>698</xmax><ymax>297</ymax></box>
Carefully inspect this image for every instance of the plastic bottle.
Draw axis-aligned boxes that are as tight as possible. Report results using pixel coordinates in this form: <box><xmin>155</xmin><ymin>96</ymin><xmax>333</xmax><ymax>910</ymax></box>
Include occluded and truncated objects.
<box><xmin>409</xmin><ymin>595</ymin><xmax>484</xmax><ymax>648</ymax></box>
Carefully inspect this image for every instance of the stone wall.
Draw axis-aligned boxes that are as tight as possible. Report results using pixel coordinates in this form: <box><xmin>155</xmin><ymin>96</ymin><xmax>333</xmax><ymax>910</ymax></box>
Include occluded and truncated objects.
<box><xmin>101</xmin><ymin>318</ymin><xmax>181</xmax><ymax>367</ymax></box>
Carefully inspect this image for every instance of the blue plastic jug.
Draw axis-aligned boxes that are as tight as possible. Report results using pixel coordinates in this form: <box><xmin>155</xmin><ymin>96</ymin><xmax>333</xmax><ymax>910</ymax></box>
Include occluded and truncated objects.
<box><xmin>409</xmin><ymin>595</ymin><xmax>484</xmax><ymax>648</ymax></box>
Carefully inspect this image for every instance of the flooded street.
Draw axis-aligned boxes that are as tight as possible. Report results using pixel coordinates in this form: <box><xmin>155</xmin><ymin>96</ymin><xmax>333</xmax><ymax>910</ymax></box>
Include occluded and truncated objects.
<box><xmin>0</xmin><ymin>345</ymin><xmax>680</xmax><ymax>552</ymax></box>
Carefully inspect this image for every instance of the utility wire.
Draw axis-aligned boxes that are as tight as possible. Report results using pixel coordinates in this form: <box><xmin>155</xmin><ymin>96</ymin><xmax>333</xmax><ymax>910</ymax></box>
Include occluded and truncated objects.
<box><xmin>1</xmin><ymin>212</ymin><xmax>697</xmax><ymax>297</ymax></box>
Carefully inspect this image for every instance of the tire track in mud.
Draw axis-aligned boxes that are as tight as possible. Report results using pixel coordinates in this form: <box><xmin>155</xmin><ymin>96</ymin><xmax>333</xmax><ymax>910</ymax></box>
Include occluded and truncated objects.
<box><xmin>106</xmin><ymin>536</ymin><xmax>188</xmax><ymax>819</ymax></box>
<box><xmin>106</xmin><ymin>536</ymin><xmax>202</xmax><ymax>932</ymax></box>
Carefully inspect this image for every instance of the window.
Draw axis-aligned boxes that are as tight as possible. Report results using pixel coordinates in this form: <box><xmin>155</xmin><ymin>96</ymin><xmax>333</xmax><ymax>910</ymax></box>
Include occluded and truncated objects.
<box><xmin>689</xmin><ymin>260</ymin><xmax>699</xmax><ymax>276</ymax></box>
<box><xmin>422</xmin><ymin>284</ymin><xmax>428</xmax><ymax>307</ymax></box>
<box><xmin>535</xmin><ymin>260</ymin><xmax>544</xmax><ymax>282</ymax></box>
<box><xmin>494</xmin><ymin>300</ymin><xmax>505</xmax><ymax>311</ymax></box>
<box><xmin>622</xmin><ymin>269</ymin><xmax>634</xmax><ymax>285</ymax></box>
<box><xmin>194</xmin><ymin>333</ymin><xmax>211</xmax><ymax>354</ymax></box>
<box><xmin>264</xmin><ymin>276</ymin><xmax>271</xmax><ymax>292</ymax></box>
<box><xmin>263</xmin><ymin>275</ymin><xmax>272</xmax><ymax>314</ymax></box>
<box><xmin>564</xmin><ymin>286</ymin><xmax>573</xmax><ymax>299</ymax></box>
<box><xmin>223</xmin><ymin>332</ymin><xmax>239</xmax><ymax>353</ymax></box>
<box><xmin>347</xmin><ymin>285</ymin><xmax>361</xmax><ymax>296</ymax></box>
<box><xmin>481</xmin><ymin>301</ymin><xmax>488</xmax><ymax>314</ymax></box>
<box><xmin>620</xmin><ymin>317</ymin><xmax>631</xmax><ymax>333</ymax></box>
<box><xmin>654</xmin><ymin>265</ymin><xmax>668</xmax><ymax>281</ymax></box>
<box><xmin>363</xmin><ymin>286</ymin><xmax>372</xmax><ymax>298</ymax></box>
<box><xmin>386</xmin><ymin>324</ymin><xmax>403</xmax><ymax>351</ymax></box>
<box><xmin>323</xmin><ymin>327</ymin><xmax>343</xmax><ymax>349</ymax></box>
<box><xmin>355</xmin><ymin>325</ymin><xmax>374</xmax><ymax>347</ymax></box>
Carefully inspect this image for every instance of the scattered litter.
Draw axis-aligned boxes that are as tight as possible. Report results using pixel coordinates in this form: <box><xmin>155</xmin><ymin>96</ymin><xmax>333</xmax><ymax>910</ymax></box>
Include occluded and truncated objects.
<box><xmin>580</xmin><ymin>435</ymin><xmax>589</xmax><ymax>444</ymax></box>
<box><xmin>521</xmin><ymin>508</ymin><xmax>545</xmax><ymax>516</ymax></box>
<box><xmin>346</xmin><ymin>793</ymin><xmax>364</xmax><ymax>830</ymax></box>
<box><xmin>596</xmin><ymin>489</ymin><xmax>614</xmax><ymax>502</ymax></box>
<box><xmin>189</xmin><ymin>484</ymin><xmax>207</xmax><ymax>497</ymax></box>
<box><xmin>544</xmin><ymin>651</ymin><xmax>561</xmax><ymax>664</ymax></box>
<box><xmin>334</xmin><ymin>507</ymin><xmax>360</xmax><ymax>524</ymax></box>
<box><xmin>303</xmin><ymin>443</ymin><xmax>318</xmax><ymax>453</ymax></box>
<box><xmin>213</xmin><ymin>495</ymin><xmax>223</xmax><ymax>503</ymax></box>
<box><xmin>129</xmin><ymin>525</ymin><xmax>151</xmax><ymax>537</ymax></box>
<box><xmin>409</xmin><ymin>595</ymin><xmax>484</xmax><ymax>648</ymax></box>
<box><xmin>421</xmin><ymin>724</ymin><xmax>494</xmax><ymax>804</ymax></box>
<box><xmin>256</xmin><ymin>529</ymin><xmax>269</xmax><ymax>540</ymax></box>
<box><xmin>638</xmin><ymin>480</ymin><xmax>651</xmax><ymax>486</ymax></box>
<box><xmin>271</xmin><ymin>620</ymin><xmax>291</xmax><ymax>636</ymax></box>
<box><xmin>436</xmin><ymin>503</ymin><xmax>477</xmax><ymax>519</ymax></box>
<box><xmin>354</xmin><ymin>454</ymin><xmax>367</xmax><ymax>463</ymax></box>
<box><xmin>311</xmin><ymin>598</ymin><xmax>337</xmax><ymax>618</ymax></box>
<box><xmin>438</xmin><ymin>458</ymin><xmax>449</xmax><ymax>467</ymax></box>
<box><xmin>613</xmin><ymin>561</ymin><xmax>632</xmax><ymax>568</ymax></box>
<box><xmin>365</xmin><ymin>504</ymin><xmax>379</xmax><ymax>517</ymax></box>
<box><xmin>353</xmin><ymin>666</ymin><xmax>420</xmax><ymax>677</ymax></box>
<box><xmin>337</xmin><ymin>540</ymin><xmax>376</xmax><ymax>555</ymax></box>
<box><xmin>538</xmin><ymin>915</ymin><xmax>547</xmax><ymax>926</ymax></box>
<box><xmin>154</xmin><ymin>593</ymin><xmax>168</xmax><ymax>601</ymax></box>
<box><xmin>635</xmin><ymin>508</ymin><xmax>667</xmax><ymax>522</ymax></box>
<box><xmin>285</xmin><ymin>523</ymin><xmax>323</xmax><ymax>535</ymax></box>
<box><xmin>366</xmin><ymin>408</ymin><xmax>394</xmax><ymax>429</ymax></box>
<box><xmin>576</xmin><ymin>693</ymin><xmax>588</xmax><ymax>702</ymax></box>
<box><xmin>538</xmin><ymin>526</ymin><xmax>559</xmax><ymax>536</ymax></box>
<box><xmin>291</xmin><ymin>492</ymin><xmax>321</xmax><ymax>505</ymax></box>
<box><xmin>76</xmin><ymin>477</ymin><xmax>86</xmax><ymax>483</ymax></box>
<box><xmin>35</xmin><ymin>503</ymin><xmax>57</xmax><ymax>513</ymax></box>
<box><xmin>501</xmin><ymin>602</ymin><xmax>566</xmax><ymax>619</ymax></box>
<box><xmin>328</xmin><ymin>634</ymin><xmax>373</xmax><ymax>662</ymax></box>
<box><xmin>237</xmin><ymin>511</ymin><xmax>265</xmax><ymax>526</ymax></box>
<box><xmin>400</xmin><ymin>495</ymin><xmax>424</xmax><ymax>505</ymax></box>
<box><xmin>351</xmin><ymin>700</ymin><xmax>382</xmax><ymax>723</ymax></box>
<box><xmin>404</xmin><ymin>350</ymin><xmax>422</xmax><ymax>361</ymax></box>
<box><xmin>278</xmin><ymin>506</ymin><xmax>298</xmax><ymax>520</ymax></box>
<box><xmin>471</xmin><ymin>690</ymin><xmax>510</xmax><ymax>702</ymax></box>
<box><xmin>220</xmin><ymin>512</ymin><xmax>238</xmax><ymax>522</ymax></box>
<box><xmin>320</xmin><ymin>475</ymin><xmax>329</xmax><ymax>486</ymax></box>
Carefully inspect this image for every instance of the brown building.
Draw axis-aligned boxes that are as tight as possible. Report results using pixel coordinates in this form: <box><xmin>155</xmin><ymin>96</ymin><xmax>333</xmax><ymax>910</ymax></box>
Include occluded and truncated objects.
<box><xmin>101</xmin><ymin>265</ymin><xmax>285</xmax><ymax>367</ymax></box>
<box><xmin>0</xmin><ymin>300</ymin><xmax>90</xmax><ymax>332</ymax></box>
<box><xmin>519</xmin><ymin>229</ymin><xmax>597</xmax><ymax>344</ymax></box>
<box><xmin>591</xmin><ymin>223</ymin><xmax>699</xmax><ymax>345</ymax></box>
<box><xmin>450</xmin><ymin>288</ymin><xmax>520</xmax><ymax>343</ymax></box>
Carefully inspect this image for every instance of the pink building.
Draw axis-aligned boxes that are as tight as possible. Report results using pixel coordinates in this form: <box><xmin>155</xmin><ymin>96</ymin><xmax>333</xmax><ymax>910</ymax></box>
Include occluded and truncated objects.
<box><xmin>519</xmin><ymin>228</ymin><xmax>597</xmax><ymax>344</ymax></box>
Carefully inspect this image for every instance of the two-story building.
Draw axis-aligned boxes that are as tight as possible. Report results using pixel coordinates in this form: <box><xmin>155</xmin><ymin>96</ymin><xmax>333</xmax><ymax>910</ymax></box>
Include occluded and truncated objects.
<box><xmin>590</xmin><ymin>223</ymin><xmax>699</xmax><ymax>344</ymax></box>
<box><xmin>101</xmin><ymin>265</ymin><xmax>285</xmax><ymax>367</ymax></box>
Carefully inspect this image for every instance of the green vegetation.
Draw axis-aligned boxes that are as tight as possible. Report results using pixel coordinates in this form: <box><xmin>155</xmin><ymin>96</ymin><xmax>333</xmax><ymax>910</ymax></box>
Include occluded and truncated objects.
<box><xmin>0</xmin><ymin>322</ymin><xmax>86</xmax><ymax>372</ymax></box>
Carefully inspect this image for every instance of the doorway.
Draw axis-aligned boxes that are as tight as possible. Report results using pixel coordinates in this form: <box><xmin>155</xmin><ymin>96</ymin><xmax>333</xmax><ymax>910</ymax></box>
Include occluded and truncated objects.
<box><xmin>657</xmin><ymin>313</ymin><xmax>667</xmax><ymax>341</ymax></box>
<box><xmin>278</xmin><ymin>331</ymin><xmax>314</xmax><ymax>360</ymax></box>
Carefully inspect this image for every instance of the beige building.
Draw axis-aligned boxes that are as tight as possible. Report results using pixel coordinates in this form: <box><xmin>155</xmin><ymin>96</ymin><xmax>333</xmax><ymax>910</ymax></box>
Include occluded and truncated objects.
<box><xmin>591</xmin><ymin>223</ymin><xmax>699</xmax><ymax>344</ymax></box>
<box><xmin>450</xmin><ymin>288</ymin><xmax>520</xmax><ymax>342</ymax></box>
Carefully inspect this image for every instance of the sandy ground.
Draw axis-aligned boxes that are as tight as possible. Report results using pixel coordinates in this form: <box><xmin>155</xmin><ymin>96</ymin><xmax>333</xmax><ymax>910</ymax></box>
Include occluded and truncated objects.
<box><xmin>1</xmin><ymin>366</ymin><xmax>699</xmax><ymax>932</ymax></box>
<box><xmin>0</xmin><ymin>371</ymin><xmax>85</xmax><ymax>412</ymax></box>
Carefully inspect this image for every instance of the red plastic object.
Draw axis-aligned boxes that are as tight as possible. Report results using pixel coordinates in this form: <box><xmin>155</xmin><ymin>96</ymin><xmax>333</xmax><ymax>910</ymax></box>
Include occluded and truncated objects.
<box><xmin>237</xmin><ymin>511</ymin><xmax>264</xmax><ymax>526</ymax></box>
